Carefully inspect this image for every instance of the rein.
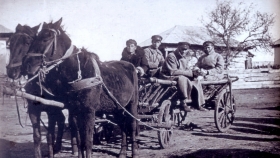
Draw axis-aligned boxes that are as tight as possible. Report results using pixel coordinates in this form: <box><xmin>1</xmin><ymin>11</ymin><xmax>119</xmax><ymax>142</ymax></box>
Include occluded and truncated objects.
<box><xmin>21</xmin><ymin>45</ymin><xmax>82</xmax><ymax>89</ymax></box>
<box><xmin>6</xmin><ymin>62</ymin><xmax>22</xmax><ymax>68</ymax></box>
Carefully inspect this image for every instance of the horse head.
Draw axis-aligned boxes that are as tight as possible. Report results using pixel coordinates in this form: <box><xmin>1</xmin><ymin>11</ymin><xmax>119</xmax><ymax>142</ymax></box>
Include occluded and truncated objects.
<box><xmin>23</xmin><ymin>18</ymin><xmax>72</xmax><ymax>76</ymax></box>
<box><xmin>6</xmin><ymin>23</ymin><xmax>40</xmax><ymax>79</ymax></box>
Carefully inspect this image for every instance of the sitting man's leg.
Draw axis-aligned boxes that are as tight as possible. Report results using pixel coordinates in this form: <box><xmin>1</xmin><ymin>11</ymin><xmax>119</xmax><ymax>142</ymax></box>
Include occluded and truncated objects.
<box><xmin>177</xmin><ymin>76</ymin><xmax>193</xmax><ymax>112</ymax></box>
<box><xmin>192</xmin><ymin>80</ymin><xmax>208</xmax><ymax>111</ymax></box>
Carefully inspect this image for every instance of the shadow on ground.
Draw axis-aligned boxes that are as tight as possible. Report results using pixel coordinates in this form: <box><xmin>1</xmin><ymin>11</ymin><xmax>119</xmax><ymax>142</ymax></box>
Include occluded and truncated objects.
<box><xmin>168</xmin><ymin>149</ymin><xmax>280</xmax><ymax>158</ymax></box>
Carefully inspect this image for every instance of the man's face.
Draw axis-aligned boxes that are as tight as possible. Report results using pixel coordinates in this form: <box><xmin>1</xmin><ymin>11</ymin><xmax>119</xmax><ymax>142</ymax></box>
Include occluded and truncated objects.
<box><xmin>180</xmin><ymin>46</ymin><xmax>192</xmax><ymax>56</ymax></box>
<box><xmin>152</xmin><ymin>40</ymin><xmax>161</xmax><ymax>49</ymax></box>
<box><xmin>204</xmin><ymin>44</ymin><xmax>214</xmax><ymax>54</ymax></box>
<box><xmin>126</xmin><ymin>44</ymin><xmax>137</xmax><ymax>53</ymax></box>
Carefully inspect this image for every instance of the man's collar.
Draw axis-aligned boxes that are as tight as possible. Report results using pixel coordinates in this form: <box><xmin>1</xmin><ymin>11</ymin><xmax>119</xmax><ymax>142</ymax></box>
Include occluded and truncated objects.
<box><xmin>207</xmin><ymin>49</ymin><xmax>215</xmax><ymax>55</ymax></box>
<box><xmin>174</xmin><ymin>49</ymin><xmax>186</xmax><ymax>59</ymax></box>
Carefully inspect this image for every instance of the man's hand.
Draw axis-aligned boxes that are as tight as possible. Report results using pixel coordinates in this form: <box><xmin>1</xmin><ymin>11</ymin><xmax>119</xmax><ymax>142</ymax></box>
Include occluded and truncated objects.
<box><xmin>200</xmin><ymin>68</ymin><xmax>208</xmax><ymax>76</ymax></box>
<box><xmin>192</xmin><ymin>69</ymin><xmax>201</xmax><ymax>77</ymax></box>
<box><xmin>136</xmin><ymin>67</ymin><xmax>145</xmax><ymax>76</ymax></box>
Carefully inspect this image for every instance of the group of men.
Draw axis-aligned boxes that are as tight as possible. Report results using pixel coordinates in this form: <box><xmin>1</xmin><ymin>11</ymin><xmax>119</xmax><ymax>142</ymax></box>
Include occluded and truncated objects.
<box><xmin>120</xmin><ymin>35</ymin><xmax>224</xmax><ymax>113</ymax></box>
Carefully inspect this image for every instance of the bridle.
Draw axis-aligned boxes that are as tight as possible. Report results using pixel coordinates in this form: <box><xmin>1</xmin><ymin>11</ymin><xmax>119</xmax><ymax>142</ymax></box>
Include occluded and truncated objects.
<box><xmin>23</xmin><ymin>27</ymin><xmax>83</xmax><ymax>91</ymax></box>
<box><xmin>26</xmin><ymin>28</ymin><xmax>60</xmax><ymax>66</ymax></box>
<box><xmin>6</xmin><ymin>32</ymin><xmax>34</xmax><ymax>69</ymax></box>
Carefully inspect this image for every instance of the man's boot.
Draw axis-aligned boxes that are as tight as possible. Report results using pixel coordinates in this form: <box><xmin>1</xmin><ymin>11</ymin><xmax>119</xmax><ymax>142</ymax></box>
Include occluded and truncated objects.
<box><xmin>198</xmin><ymin>106</ymin><xmax>209</xmax><ymax>111</ymax></box>
<box><xmin>182</xmin><ymin>99</ymin><xmax>193</xmax><ymax>112</ymax></box>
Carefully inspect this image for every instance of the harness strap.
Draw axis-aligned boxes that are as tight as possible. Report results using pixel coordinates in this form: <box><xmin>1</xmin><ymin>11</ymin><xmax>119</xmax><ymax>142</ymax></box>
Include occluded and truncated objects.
<box><xmin>14</xmin><ymin>90</ymin><xmax>24</xmax><ymax>128</ymax></box>
<box><xmin>69</xmin><ymin>76</ymin><xmax>103</xmax><ymax>91</ymax></box>
<box><xmin>6</xmin><ymin>62</ymin><xmax>22</xmax><ymax>68</ymax></box>
<box><xmin>22</xmin><ymin>45</ymin><xmax>81</xmax><ymax>87</ymax></box>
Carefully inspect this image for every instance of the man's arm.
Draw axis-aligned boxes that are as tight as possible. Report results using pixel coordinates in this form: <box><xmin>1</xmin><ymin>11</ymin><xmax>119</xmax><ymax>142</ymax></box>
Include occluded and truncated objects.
<box><xmin>144</xmin><ymin>48</ymin><xmax>159</xmax><ymax>69</ymax></box>
<box><xmin>208</xmin><ymin>54</ymin><xmax>224</xmax><ymax>75</ymax></box>
<box><xmin>164</xmin><ymin>54</ymin><xmax>193</xmax><ymax>77</ymax></box>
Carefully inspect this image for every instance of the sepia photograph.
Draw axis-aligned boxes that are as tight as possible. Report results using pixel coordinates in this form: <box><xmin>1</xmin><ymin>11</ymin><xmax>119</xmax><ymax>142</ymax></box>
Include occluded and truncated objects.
<box><xmin>0</xmin><ymin>0</ymin><xmax>279</xmax><ymax>157</ymax></box>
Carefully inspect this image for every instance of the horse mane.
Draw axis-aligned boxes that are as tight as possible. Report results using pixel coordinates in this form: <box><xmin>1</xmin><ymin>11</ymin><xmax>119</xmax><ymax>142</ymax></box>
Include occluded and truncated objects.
<box><xmin>81</xmin><ymin>47</ymin><xmax>101</xmax><ymax>63</ymax></box>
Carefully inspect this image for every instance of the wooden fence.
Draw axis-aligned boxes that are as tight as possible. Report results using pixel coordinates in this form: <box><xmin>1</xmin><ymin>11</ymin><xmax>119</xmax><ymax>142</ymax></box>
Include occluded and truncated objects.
<box><xmin>227</xmin><ymin>69</ymin><xmax>280</xmax><ymax>89</ymax></box>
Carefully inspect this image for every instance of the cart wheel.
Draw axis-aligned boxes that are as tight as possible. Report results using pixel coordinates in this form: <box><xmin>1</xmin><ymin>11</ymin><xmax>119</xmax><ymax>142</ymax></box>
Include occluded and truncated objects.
<box><xmin>214</xmin><ymin>89</ymin><xmax>236</xmax><ymax>132</ymax></box>
<box><xmin>157</xmin><ymin>100</ymin><xmax>173</xmax><ymax>149</ymax></box>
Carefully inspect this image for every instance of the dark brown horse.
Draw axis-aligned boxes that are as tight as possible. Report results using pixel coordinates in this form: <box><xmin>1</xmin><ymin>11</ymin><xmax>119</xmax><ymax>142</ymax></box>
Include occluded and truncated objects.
<box><xmin>6</xmin><ymin>24</ymin><xmax>67</xmax><ymax>158</ymax></box>
<box><xmin>22</xmin><ymin>18</ymin><xmax>139</xmax><ymax>158</ymax></box>
<box><xmin>7</xmin><ymin>24</ymin><xmax>39</xmax><ymax>79</ymax></box>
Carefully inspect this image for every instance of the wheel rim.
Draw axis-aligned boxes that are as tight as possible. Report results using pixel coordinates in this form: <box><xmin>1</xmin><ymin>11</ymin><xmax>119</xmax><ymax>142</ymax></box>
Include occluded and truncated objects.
<box><xmin>158</xmin><ymin>100</ymin><xmax>173</xmax><ymax>149</ymax></box>
<box><xmin>215</xmin><ymin>89</ymin><xmax>235</xmax><ymax>132</ymax></box>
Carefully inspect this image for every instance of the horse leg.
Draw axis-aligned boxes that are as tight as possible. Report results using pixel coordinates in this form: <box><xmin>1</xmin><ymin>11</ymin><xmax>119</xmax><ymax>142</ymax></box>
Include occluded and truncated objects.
<box><xmin>119</xmin><ymin>128</ymin><xmax>127</xmax><ymax>158</ymax></box>
<box><xmin>86</xmin><ymin>112</ymin><xmax>95</xmax><ymax>158</ymax></box>
<box><xmin>54</xmin><ymin>110</ymin><xmax>66</xmax><ymax>153</ymax></box>
<box><xmin>131</xmin><ymin>84</ymin><xmax>139</xmax><ymax>158</ymax></box>
<box><xmin>118</xmin><ymin>115</ymin><xmax>128</xmax><ymax>158</ymax></box>
<box><xmin>131</xmin><ymin>117</ymin><xmax>139</xmax><ymax>158</ymax></box>
<box><xmin>69</xmin><ymin>108</ymin><xmax>82</xmax><ymax>158</ymax></box>
<box><xmin>46</xmin><ymin>112</ymin><xmax>56</xmax><ymax>158</ymax></box>
<box><xmin>28</xmin><ymin>101</ymin><xmax>42</xmax><ymax>158</ymax></box>
<box><xmin>78</xmin><ymin>111</ymin><xmax>95</xmax><ymax>158</ymax></box>
<box><xmin>69</xmin><ymin>111</ymin><xmax>79</xmax><ymax>156</ymax></box>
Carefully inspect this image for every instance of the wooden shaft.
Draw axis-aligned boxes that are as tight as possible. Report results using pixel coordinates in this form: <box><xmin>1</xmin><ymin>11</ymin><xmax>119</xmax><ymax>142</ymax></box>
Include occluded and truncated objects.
<box><xmin>2</xmin><ymin>86</ymin><xmax>64</xmax><ymax>108</ymax></box>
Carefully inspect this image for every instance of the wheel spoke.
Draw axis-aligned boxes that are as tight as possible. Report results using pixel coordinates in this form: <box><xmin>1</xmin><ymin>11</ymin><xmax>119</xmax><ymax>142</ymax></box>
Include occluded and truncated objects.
<box><xmin>164</xmin><ymin>131</ymin><xmax>168</xmax><ymax>144</ymax></box>
<box><xmin>220</xmin><ymin>114</ymin><xmax>225</xmax><ymax>127</ymax></box>
<box><xmin>224</xmin><ymin>113</ymin><xmax>228</xmax><ymax>127</ymax></box>
<box><xmin>220</xmin><ymin>99</ymin><xmax>225</xmax><ymax>108</ymax></box>
<box><xmin>218</xmin><ymin>112</ymin><xmax>224</xmax><ymax>122</ymax></box>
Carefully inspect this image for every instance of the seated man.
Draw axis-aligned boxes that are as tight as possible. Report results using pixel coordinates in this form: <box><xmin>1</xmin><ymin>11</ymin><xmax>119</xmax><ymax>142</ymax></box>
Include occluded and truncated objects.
<box><xmin>194</xmin><ymin>41</ymin><xmax>224</xmax><ymax>81</ymax></box>
<box><xmin>160</xmin><ymin>42</ymin><xmax>207</xmax><ymax>112</ymax></box>
<box><xmin>142</xmin><ymin>35</ymin><xmax>165</xmax><ymax>77</ymax></box>
<box><xmin>121</xmin><ymin>39</ymin><xmax>148</xmax><ymax>76</ymax></box>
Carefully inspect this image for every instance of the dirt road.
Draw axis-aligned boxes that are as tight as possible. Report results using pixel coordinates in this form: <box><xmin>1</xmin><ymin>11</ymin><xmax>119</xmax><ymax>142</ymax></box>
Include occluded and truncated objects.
<box><xmin>0</xmin><ymin>88</ymin><xmax>279</xmax><ymax>158</ymax></box>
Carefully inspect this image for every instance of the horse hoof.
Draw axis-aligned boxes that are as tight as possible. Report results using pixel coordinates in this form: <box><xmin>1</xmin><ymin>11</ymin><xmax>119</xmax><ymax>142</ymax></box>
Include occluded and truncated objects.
<box><xmin>118</xmin><ymin>153</ymin><xmax>126</xmax><ymax>158</ymax></box>
<box><xmin>72</xmin><ymin>151</ymin><xmax>78</xmax><ymax>156</ymax></box>
<box><xmin>53</xmin><ymin>145</ymin><xmax>62</xmax><ymax>154</ymax></box>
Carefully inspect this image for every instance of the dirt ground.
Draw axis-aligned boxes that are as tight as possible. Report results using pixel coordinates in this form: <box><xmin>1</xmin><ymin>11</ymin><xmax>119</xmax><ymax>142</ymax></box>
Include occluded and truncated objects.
<box><xmin>0</xmin><ymin>88</ymin><xmax>280</xmax><ymax>158</ymax></box>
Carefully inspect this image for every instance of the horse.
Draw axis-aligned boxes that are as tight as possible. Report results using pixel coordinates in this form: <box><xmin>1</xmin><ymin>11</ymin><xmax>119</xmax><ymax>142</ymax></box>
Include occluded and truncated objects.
<box><xmin>22</xmin><ymin>18</ymin><xmax>139</xmax><ymax>158</ymax></box>
<box><xmin>6</xmin><ymin>23</ymin><xmax>68</xmax><ymax>158</ymax></box>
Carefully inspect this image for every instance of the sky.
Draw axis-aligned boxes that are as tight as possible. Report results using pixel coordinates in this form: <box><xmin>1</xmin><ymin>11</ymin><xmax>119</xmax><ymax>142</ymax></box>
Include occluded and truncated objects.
<box><xmin>0</xmin><ymin>0</ymin><xmax>279</xmax><ymax>61</ymax></box>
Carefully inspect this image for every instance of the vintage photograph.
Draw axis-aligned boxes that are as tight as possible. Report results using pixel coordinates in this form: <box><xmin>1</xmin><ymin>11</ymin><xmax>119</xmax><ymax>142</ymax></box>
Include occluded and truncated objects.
<box><xmin>0</xmin><ymin>0</ymin><xmax>279</xmax><ymax>157</ymax></box>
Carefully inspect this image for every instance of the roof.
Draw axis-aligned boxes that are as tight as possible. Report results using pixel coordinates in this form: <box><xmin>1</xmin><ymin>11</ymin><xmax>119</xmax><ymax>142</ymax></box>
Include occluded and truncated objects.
<box><xmin>139</xmin><ymin>25</ymin><xmax>239</xmax><ymax>47</ymax></box>
<box><xmin>0</xmin><ymin>24</ymin><xmax>12</xmax><ymax>33</ymax></box>
<box><xmin>273</xmin><ymin>39</ymin><xmax>280</xmax><ymax>46</ymax></box>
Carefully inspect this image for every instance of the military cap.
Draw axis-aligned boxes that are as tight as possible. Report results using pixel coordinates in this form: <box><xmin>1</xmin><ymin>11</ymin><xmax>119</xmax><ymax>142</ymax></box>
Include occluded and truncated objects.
<box><xmin>151</xmin><ymin>35</ymin><xmax>163</xmax><ymax>41</ymax></box>
<box><xmin>126</xmin><ymin>39</ymin><xmax>137</xmax><ymax>46</ymax></box>
<box><xmin>178</xmin><ymin>42</ymin><xmax>191</xmax><ymax>49</ymax></box>
<box><xmin>203</xmin><ymin>41</ymin><xmax>215</xmax><ymax>47</ymax></box>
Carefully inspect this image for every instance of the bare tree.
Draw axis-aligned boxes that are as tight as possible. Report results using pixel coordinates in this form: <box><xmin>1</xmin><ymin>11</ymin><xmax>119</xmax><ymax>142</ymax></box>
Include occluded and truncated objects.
<box><xmin>201</xmin><ymin>0</ymin><xmax>275</xmax><ymax>68</ymax></box>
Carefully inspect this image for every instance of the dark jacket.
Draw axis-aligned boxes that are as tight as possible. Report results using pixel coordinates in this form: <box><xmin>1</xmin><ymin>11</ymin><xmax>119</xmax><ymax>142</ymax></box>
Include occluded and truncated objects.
<box><xmin>161</xmin><ymin>48</ymin><xmax>194</xmax><ymax>77</ymax></box>
<box><xmin>120</xmin><ymin>46</ymin><xmax>148</xmax><ymax>72</ymax></box>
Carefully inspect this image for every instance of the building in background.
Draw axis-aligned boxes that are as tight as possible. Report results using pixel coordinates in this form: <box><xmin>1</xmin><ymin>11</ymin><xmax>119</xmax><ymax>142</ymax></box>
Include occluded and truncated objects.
<box><xmin>139</xmin><ymin>25</ymin><xmax>255</xmax><ymax>70</ymax></box>
<box><xmin>0</xmin><ymin>24</ymin><xmax>13</xmax><ymax>75</ymax></box>
<box><xmin>272</xmin><ymin>39</ymin><xmax>280</xmax><ymax>65</ymax></box>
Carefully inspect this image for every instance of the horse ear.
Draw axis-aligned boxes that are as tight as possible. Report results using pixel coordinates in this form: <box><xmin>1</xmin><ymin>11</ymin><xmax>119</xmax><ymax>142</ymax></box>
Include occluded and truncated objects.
<box><xmin>15</xmin><ymin>24</ymin><xmax>23</xmax><ymax>32</ymax></box>
<box><xmin>53</xmin><ymin>18</ymin><xmax>63</xmax><ymax>28</ymax></box>
<box><xmin>43</xmin><ymin>22</ymin><xmax>48</xmax><ymax>29</ymax></box>
<box><xmin>32</xmin><ymin>23</ymin><xmax>41</xmax><ymax>33</ymax></box>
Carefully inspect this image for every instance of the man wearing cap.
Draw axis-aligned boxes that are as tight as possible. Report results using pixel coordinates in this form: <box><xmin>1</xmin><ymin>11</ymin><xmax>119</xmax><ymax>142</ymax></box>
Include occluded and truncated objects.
<box><xmin>142</xmin><ymin>35</ymin><xmax>165</xmax><ymax>76</ymax></box>
<box><xmin>161</xmin><ymin>42</ymin><xmax>207</xmax><ymax>112</ymax></box>
<box><xmin>121</xmin><ymin>39</ymin><xmax>148</xmax><ymax>76</ymax></box>
<box><xmin>194</xmin><ymin>41</ymin><xmax>224</xmax><ymax>81</ymax></box>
